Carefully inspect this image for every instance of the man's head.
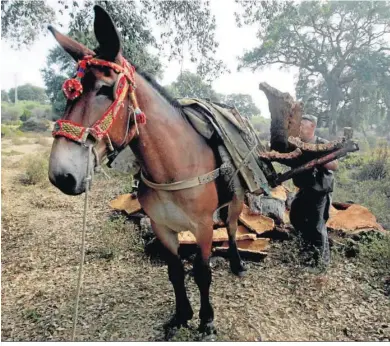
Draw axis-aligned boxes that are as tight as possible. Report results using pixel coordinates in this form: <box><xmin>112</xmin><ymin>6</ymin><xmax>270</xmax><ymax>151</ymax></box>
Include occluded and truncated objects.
<box><xmin>300</xmin><ymin>114</ymin><xmax>317</xmax><ymax>141</ymax></box>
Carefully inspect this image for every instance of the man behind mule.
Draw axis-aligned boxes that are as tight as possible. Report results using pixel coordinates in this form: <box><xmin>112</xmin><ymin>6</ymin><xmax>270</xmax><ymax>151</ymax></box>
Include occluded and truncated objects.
<box><xmin>290</xmin><ymin>114</ymin><xmax>338</xmax><ymax>269</ymax></box>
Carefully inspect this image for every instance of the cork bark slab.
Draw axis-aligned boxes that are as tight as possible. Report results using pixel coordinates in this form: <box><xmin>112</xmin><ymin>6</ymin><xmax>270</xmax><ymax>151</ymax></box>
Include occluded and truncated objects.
<box><xmin>239</xmin><ymin>204</ymin><xmax>275</xmax><ymax>235</ymax></box>
<box><xmin>326</xmin><ymin>204</ymin><xmax>385</xmax><ymax>233</ymax></box>
<box><xmin>109</xmin><ymin>194</ymin><xmax>141</xmax><ymax>215</ymax></box>
<box><xmin>178</xmin><ymin>225</ymin><xmax>257</xmax><ymax>245</ymax></box>
<box><xmin>214</xmin><ymin>238</ymin><xmax>271</xmax><ymax>254</ymax></box>
<box><xmin>270</xmin><ymin>185</ymin><xmax>288</xmax><ymax>201</ymax></box>
<box><xmin>259</xmin><ymin>82</ymin><xmax>303</xmax><ymax>153</ymax></box>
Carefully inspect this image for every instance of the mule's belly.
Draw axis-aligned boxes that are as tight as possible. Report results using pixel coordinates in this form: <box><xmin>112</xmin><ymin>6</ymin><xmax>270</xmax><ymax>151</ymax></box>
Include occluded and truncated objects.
<box><xmin>139</xmin><ymin>194</ymin><xmax>198</xmax><ymax>233</ymax></box>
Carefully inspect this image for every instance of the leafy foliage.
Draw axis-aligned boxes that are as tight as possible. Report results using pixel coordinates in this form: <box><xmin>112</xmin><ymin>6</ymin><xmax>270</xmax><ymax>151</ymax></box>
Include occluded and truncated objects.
<box><xmin>19</xmin><ymin>118</ymin><xmax>50</xmax><ymax>133</ymax></box>
<box><xmin>3</xmin><ymin>0</ymin><xmax>225</xmax><ymax>80</ymax></box>
<box><xmin>236</xmin><ymin>0</ymin><xmax>390</xmax><ymax>135</ymax></box>
<box><xmin>166</xmin><ymin>70</ymin><xmax>260</xmax><ymax>118</ymax></box>
<box><xmin>219</xmin><ymin>93</ymin><xmax>260</xmax><ymax>118</ymax></box>
<box><xmin>250</xmin><ymin>115</ymin><xmax>271</xmax><ymax>141</ymax></box>
<box><xmin>1</xmin><ymin>89</ymin><xmax>10</xmax><ymax>102</ymax></box>
<box><xmin>166</xmin><ymin>70</ymin><xmax>218</xmax><ymax>100</ymax></box>
<box><xmin>1</xmin><ymin>100</ymin><xmax>54</xmax><ymax>124</ymax></box>
<box><xmin>1</xmin><ymin>0</ymin><xmax>56</xmax><ymax>48</ymax></box>
<box><xmin>7</xmin><ymin>83</ymin><xmax>49</xmax><ymax>103</ymax></box>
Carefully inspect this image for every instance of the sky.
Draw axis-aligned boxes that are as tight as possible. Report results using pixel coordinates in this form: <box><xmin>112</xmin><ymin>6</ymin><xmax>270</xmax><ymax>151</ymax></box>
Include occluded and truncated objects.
<box><xmin>0</xmin><ymin>0</ymin><xmax>298</xmax><ymax>118</ymax></box>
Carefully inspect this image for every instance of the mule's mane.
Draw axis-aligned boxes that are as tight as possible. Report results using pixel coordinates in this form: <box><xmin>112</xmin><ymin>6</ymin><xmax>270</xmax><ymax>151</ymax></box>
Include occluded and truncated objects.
<box><xmin>135</xmin><ymin>67</ymin><xmax>182</xmax><ymax>109</ymax></box>
<box><xmin>93</xmin><ymin>47</ymin><xmax>181</xmax><ymax>109</ymax></box>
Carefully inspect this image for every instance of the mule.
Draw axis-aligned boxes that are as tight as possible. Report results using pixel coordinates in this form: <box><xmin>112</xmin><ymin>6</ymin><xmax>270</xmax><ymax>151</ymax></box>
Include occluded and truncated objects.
<box><xmin>48</xmin><ymin>5</ymin><xmax>247</xmax><ymax>337</ymax></box>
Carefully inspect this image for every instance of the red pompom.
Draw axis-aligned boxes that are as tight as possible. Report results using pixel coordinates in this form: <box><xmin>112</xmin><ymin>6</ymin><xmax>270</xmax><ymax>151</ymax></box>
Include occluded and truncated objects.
<box><xmin>62</xmin><ymin>78</ymin><xmax>83</xmax><ymax>100</ymax></box>
<box><xmin>136</xmin><ymin>112</ymin><xmax>146</xmax><ymax>124</ymax></box>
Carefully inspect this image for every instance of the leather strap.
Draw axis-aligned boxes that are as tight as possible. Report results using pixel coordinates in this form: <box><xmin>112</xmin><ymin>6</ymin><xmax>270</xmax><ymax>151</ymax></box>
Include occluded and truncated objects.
<box><xmin>140</xmin><ymin>168</ymin><xmax>220</xmax><ymax>191</ymax></box>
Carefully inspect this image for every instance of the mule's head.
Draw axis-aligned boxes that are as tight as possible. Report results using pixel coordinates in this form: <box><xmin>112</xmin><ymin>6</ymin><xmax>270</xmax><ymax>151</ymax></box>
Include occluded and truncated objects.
<box><xmin>48</xmin><ymin>6</ymin><xmax>140</xmax><ymax>195</ymax></box>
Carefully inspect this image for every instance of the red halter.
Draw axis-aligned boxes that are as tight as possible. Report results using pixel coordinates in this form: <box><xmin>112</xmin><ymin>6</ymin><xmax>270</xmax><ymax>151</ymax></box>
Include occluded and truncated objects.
<box><xmin>52</xmin><ymin>55</ymin><xmax>146</xmax><ymax>145</ymax></box>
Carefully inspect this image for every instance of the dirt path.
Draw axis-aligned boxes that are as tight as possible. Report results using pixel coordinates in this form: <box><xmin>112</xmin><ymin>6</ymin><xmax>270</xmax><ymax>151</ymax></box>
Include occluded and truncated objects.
<box><xmin>1</xmin><ymin>140</ymin><xmax>390</xmax><ymax>341</ymax></box>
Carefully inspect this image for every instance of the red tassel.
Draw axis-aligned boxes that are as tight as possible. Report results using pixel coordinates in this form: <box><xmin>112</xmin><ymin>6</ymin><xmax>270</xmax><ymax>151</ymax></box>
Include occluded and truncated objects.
<box><xmin>136</xmin><ymin>112</ymin><xmax>146</xmax><ymax>124</ymax></box>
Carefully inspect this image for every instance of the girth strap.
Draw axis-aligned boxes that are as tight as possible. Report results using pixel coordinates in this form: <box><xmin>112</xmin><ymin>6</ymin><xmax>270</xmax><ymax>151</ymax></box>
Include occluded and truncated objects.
<box><xmin>140</xmin><ymin>168</ymin><xmax>220</xmax><ymax>191</ymax></box>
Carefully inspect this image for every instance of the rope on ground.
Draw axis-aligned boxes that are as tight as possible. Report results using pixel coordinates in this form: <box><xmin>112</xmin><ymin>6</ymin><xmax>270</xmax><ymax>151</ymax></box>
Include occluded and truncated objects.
<box><xmin>71</xmin><ymin>144</ymin><xmax>93</xmax><ymax>341</ymax></box>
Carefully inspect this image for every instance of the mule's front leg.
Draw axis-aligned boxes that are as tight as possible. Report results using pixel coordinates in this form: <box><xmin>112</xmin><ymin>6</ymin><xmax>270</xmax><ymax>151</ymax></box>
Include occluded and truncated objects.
<box><xmin>194</xmin><ymin>231</ymin><xmax>216</xmax><ymax>336</ymax></box>
<box><xmin>151</xmin><ymin>222</ymin><xmax>193</xmax><ymax>337</ymax></box>
<box><xmin>165</xmin><ymin>252</ymin><xmax>194</xmax><ymax>329</ymax></box>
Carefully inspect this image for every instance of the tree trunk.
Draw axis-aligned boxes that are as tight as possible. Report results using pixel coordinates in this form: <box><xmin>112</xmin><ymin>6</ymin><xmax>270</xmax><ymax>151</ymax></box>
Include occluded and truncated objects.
<box><xmin>325</xmin><ymin>75</ymin><xmax>343</xmax><ymax>137</ymax></box>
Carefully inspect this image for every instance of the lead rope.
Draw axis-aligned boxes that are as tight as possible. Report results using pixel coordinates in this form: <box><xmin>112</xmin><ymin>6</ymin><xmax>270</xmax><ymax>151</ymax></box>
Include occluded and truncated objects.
<box><xmin>71</xmin><ymin>144</ymin><xmax>93</xmax><ymax>341</ymax></box>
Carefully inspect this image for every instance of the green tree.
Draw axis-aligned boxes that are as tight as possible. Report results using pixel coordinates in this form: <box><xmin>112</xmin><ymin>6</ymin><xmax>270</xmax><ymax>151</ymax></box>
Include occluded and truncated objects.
<box><xmin>218</xmin><ymin>93</ymin><xmax>260</xmax><ymax>118</ymax></box>
<box><xmin>1</xmin><ymin>89</ymin><xmax>9</xmax><ymax>102</ymax></box>
<box><xmin>1</xmin><ymin>0</ymin><xmax>56</xmax><ymax>48</ymax></box>
<box><xmin>2</xmin><ymin>0</ymin><xmax>226</xmax><ymax>80</ymax></box>
<box><xmin>167</xmin><ymin>70</ymin><xmax>219</xmax><ymax>100</ymax></box>
<box><xmin>236</xmin><ymin>0</ymin><xmax>390</xmax><ymax>135</ymax></box>
<box><xmin>8</xmin><ymin>84</ymin><xmax>49</xmax><ymax>104</ymax></box>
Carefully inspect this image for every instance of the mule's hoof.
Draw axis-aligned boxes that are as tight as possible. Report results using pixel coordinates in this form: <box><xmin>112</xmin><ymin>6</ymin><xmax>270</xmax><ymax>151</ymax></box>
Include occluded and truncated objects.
<box><xmin>198</xmin><ymin>321</ymin><xmax>217</xmax><ymax>337</ymax></box>
<box><xmin>163</xmin><ymin>314</ymin><xmax>191</xmax><ymax>340</ymax></box>
<box><xmin>231</xmin><ymin>261</ymin><xmax>248</xmax><ymax>277</ymax></box>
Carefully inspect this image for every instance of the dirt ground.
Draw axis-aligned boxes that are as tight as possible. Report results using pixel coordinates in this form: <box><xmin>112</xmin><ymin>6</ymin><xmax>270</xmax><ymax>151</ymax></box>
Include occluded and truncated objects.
<box><xmin>1</xmin><ymin>137</ymin><xmax>390</xmax><ymax>341</ymax></box>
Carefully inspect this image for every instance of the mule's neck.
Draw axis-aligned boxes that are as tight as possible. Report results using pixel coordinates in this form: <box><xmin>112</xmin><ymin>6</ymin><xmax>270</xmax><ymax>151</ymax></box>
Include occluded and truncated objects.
<box><xmin>129</xmin><ymin>73</ymin><xmax>208</xmax><ymax>184</ymax></box>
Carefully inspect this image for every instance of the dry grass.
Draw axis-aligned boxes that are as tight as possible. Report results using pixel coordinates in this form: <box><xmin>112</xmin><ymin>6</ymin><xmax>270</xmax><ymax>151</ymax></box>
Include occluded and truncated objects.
<box><xmin>11</xmin><ymin>137</ymin><xmax>25</xmax><ymax>146</ymax></box>
<box><xmin>34</xmin><ymin>137</ymin><xmax>52</xmax><ymax>147</ymax></box>
<box><xmin>1</xmin><ymin>143</ymin><xmax>390</xmax><ymax>342</ymax></box>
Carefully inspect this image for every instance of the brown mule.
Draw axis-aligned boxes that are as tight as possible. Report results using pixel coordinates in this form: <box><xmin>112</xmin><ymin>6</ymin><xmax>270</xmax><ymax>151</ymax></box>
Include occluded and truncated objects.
<box><xmin>48</xmin><ymin>5</ymin><xmax>246</xmax><ymax>338</ymax></box>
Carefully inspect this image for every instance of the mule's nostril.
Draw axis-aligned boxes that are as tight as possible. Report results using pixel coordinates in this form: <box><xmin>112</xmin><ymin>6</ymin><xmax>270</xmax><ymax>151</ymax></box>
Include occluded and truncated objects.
<box><xmin>56</xmin><ymin>173</ymin><xmax>77</xmax><ymax>193</ymax></box>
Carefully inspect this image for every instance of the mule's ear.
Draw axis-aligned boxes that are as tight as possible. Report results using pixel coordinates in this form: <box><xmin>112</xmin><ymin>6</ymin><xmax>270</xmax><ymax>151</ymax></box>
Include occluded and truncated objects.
<box><xmin>48</xmin><ymin>25</ymin><xmax>95</xmax><ymax>61</ymax></box>
<box><xmin>93</xmin><ymin>5</ymin><xmax>121</xmax><ymax>61</ymax></box>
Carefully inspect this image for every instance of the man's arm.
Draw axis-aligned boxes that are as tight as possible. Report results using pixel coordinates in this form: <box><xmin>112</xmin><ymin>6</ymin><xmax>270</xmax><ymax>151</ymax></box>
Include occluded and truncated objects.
<box><xmin>323</xmin><ymin>159</ymin><xmax>338</xmax><ymax>171</ymax></box>
<box><xmin>316</xmin><ymin>137</ymin><xmax>338</xmax><ymax>171</ymax></box>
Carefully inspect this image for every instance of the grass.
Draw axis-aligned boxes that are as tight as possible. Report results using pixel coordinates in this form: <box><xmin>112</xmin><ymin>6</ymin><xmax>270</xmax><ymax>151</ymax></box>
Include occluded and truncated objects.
<box><xmin>2</xmin><ymin>150</ymin><xmax>24</xmax><ymax>156</ymax></box>
<box><xmin>11</xmin><ymin>137</ymin><xmax>25</xmax><ymax>145</ymax></box>
<box><xmin>95</xmin><ymin>214</ymin><xmax>147</xmax><ymax>261</ymax></box>
<box><xmin>1</xmin><ymin>124</ymin><xmax>24</xmax><ymax>138</ymax></box>
<box><xmin>35</xmin><ymin>137</ymin><xmax>51</xmax><ymax>146</ymax></box>
<box><xmin>358</xmin><ymin>233</ymin><xmax>390</xmax><ymax>279</ymax></box>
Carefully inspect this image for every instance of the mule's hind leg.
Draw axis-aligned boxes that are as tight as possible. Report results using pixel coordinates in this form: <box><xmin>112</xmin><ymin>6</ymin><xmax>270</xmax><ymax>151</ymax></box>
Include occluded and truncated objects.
<box><xmin>226</xmin><ymin>195</ymin><xmax>247</xmax><ymax>276</ymax></box>
<box><xmin>194</xmin><ymin>225</ymin><xmax>216</xmax><ymax>336</ymax></box>
<box><xmin>151</xmin><ymin>222</ymin><xmax>193</xmax><ymax>335</ymax></box>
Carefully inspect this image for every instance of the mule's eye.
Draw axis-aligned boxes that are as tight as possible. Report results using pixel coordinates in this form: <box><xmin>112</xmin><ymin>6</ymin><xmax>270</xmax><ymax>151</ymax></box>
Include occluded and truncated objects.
<box><xmin>97</xmin><ymin>85</ymin><xmax>113</xmax><ymax>99</ymax></box>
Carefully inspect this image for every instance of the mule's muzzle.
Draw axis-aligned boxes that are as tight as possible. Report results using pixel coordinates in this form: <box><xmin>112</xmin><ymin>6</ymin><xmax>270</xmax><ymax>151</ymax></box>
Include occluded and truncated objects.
<box><xmin>49</xmin><ymin>171</ymin><xmax>82</xmax><ymax>195</ymax></box>
<box><xmin>48</xmin><ymin>138</ymin><xmax>91</xmax><ymax>196</ymax></box>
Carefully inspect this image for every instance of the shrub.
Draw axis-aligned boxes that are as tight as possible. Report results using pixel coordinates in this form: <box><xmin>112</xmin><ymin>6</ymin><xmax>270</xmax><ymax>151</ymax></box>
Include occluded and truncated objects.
<box><xmin>355</xmin><ymin>142</ymin><xmax>390</xmax><ymax>181</ymax></box>
<box><xmin>358</xmin><ymin>233</ymin><xmax>390</xmax><ymax>278</ymax></box>
<box><xmin>19</xmin><ymin>117</ymin><xmax>50</xmax><ymax>132</ymax></box>
<box><xmin>1</xmin><ymin>125</ymin><xmax>23</xmax><ymax>138</ymax></box>
<box><xmin>21</xmin><ymin>154</ymin><xmax>49</xmax><ymax>185</ymax></box>
<box><xmin>20</xmin><ymin>109</ymin><xmax>32</xmax><ymax>122</ymax></box>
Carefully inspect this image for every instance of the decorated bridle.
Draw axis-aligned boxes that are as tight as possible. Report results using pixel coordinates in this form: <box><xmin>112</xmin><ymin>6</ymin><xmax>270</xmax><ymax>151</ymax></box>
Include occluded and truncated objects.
<box><xmin>52</xmin><ymin>55</ymin><xmax>145</xmax><ymax>155</ymax></box>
